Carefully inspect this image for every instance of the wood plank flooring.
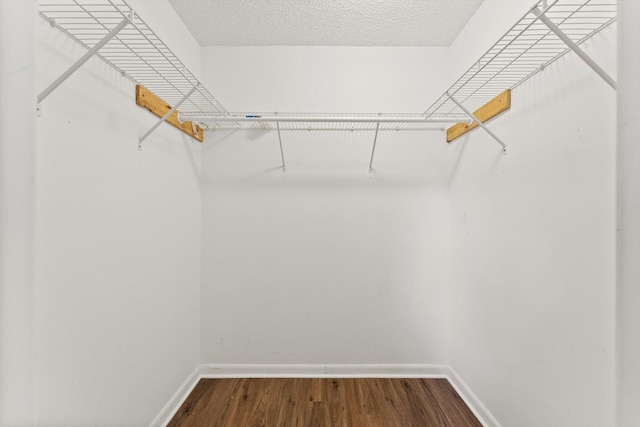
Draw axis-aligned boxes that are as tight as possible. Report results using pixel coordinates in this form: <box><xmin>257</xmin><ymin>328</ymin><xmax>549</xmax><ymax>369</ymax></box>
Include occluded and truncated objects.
<box><xmin>168</xmin><ymin>378</ymin><xmax>482</xmax><ymax>427</ymax></box>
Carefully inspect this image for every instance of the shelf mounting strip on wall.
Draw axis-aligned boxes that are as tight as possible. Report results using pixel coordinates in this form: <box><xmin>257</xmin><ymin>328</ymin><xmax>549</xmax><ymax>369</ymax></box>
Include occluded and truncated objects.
<box><xmin>38</xmin><ymin>0</ymin><xmax>616</xmax><ymax>155</ymax></box>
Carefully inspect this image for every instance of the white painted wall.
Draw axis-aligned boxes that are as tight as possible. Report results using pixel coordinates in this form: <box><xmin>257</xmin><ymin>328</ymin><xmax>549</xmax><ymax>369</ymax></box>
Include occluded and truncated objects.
<box><xmin>449</xmin><ymin>0</ymin><xmax>530</xmax><ymax>79</ymax></box>
<box><xmin>202</xmin><ymin>46</ymin><xmax>450</xmax><ymax>113</ymax></box>
<box><xmin>4</xmin><ymin>0</ymin><xmax>626</xmax><ymax>425</ymax></box>
<box><xmin>616</xmin><ymin>1</ymin><xmax>640</xmax><ymax>426</ymax></box>
<box><xmin>200</xmin><ymin>47</ymin><xmax>454</xmax><ymax>365</ymax></box>
<box><xmin>31</xmin><ymin>1</ymin><xmax>202</xmax><ymax>425</ymax></box>
<box><xmin>0</xmin><ymin>1</ymin><xmax>37</xmax><ymax>425</ymax></box>
<box><xmin>447</xmin><ymin>1</ymin><xmax>617</xmax><ymax>426</ymax></box>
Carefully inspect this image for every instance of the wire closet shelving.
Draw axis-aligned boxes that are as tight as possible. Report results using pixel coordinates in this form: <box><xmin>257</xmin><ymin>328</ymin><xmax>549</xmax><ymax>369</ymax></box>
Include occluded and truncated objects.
<box><xmin>38</xmin><ymin>0</ymin><xmax>228</xmax><ymax>116</ymax></box>
<box><xmin>38</xmin><ymin>0</ymin><xmax>617</xmax><ymax>148</ymax></box>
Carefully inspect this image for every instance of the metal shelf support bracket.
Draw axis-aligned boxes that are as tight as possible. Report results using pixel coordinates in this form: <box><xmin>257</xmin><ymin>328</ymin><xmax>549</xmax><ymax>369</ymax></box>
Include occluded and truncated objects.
<box><xmin>369</xmin><ymin>122</ymin><xmax>381</xmax><ymax>172</ymax></box>
<box><xmin>37</xmin><ymin>11</ymin><xmax>133</xmax><ymax>104</ymax></box>
<box><xmin>532</xmin><ymin>7</ymin><xmax>616</xmax><ymax>90</ymax></box>
<box><xmin>277</xmin><ymin>121</ymin><xmax>286</xmax><ymax>172</ymax></box>
<box><xmin>447</xmin><ymin>92</ymin><xmax>507</xmax><ymax>154</ymax></box>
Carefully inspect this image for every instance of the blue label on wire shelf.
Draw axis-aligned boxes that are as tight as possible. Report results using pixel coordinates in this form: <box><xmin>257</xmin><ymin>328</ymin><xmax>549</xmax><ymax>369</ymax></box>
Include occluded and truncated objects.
<box><xmin>245</xmin><ymin>115</ymin><xmax>261</xmax><ymax>118</ymax></box>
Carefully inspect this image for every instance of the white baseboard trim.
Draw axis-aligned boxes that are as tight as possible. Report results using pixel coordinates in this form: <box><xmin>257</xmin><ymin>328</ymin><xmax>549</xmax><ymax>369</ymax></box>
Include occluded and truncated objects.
<box><xmin>445</xmin><ymin>366</ymin><xmax>503</xmax><ymax>427</ymax></box>
<box><xmin>199</xmin><ymin>363</ymin><xmax>450</xmax><ymax>378</ymax></box>
<box><xmin>149</xmin><ymin>367</ymin><xmax>202</xmax><ymax>427</ymax></box>
<box><xmin>150</xmin><ymin>364</ymin><xmax>500</xmax><ymax>427</ymax></box>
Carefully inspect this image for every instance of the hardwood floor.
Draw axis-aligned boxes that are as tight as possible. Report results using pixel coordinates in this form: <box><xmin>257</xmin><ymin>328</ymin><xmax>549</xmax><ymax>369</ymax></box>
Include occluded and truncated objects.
<box><xmin>168</xmin><ymin>378</ymin><xmax>482</xmax><ymax>427</ymax></box>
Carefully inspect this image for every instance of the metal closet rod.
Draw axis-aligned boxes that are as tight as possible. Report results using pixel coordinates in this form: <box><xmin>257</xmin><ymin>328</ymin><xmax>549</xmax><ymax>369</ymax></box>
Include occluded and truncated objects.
<box><xmin>177</xmin><ymin>114</ymin><xmax>465</xmax><ymax>124</ymax></box>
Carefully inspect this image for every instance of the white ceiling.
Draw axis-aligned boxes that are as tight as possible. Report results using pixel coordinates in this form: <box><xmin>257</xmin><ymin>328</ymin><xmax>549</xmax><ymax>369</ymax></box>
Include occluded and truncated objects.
<box><xmin>167</xmin><ymin>0</ymin><xmax>485</xmax><ymax>47</ymax></box>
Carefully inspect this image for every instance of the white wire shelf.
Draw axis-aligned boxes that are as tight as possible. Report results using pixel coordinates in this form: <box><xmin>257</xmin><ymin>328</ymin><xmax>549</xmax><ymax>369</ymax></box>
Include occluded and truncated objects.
<box><xmin>178</xmin><ymin>112</ymin><xmax>469</xmax><ymax>132</ymax></box>
<box><xmin>424</xmin><ymin>0</ymin><xmax>616</xmax><ymax>119</ymax></box>
<box><xmin>38</xmin><ymin>0</ymin><xmax>616</xmax><ymax>137</ymax></box>
<box><xmin>186</xmin><ymin>0</ymin><xmax>616</xmax><ymax>133</ymax></box>
<box><xmin>38</xmin><ymin>0</ymin><xmax>228</xmax><ymax>116</ymax></box>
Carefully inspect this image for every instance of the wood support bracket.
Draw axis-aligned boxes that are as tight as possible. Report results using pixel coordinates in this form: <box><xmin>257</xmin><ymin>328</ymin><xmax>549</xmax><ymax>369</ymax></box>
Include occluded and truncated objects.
<box><xmin>446</xmin><ymin>89</ymin><xmax>511</xmax><ymax>143</ymax></box>
<box><xmin>135</xmin><ymin>84</ymin><xmax>204</xmax><ymax>143</ymax></box>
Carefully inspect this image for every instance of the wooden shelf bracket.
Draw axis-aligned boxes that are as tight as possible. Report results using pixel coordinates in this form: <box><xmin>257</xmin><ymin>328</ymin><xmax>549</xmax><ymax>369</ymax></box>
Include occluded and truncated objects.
<box><xmin>446</xmin><ymin>91</ymin><xmax>508</xmax><ymax>154</ymax></box>
<box><xmin>135</xmin><ymin>85</ymin><xmax>204</xmax><ymax>148</ymax></box>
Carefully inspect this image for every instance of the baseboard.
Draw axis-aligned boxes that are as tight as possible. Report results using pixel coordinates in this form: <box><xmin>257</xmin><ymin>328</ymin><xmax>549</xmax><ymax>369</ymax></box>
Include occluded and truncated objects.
<box><xmin>199</xmin><ymin>363</ymin><xmax>450</xmax><ymax>378</ymax></box>
<box><xmin>150</xmin><ymin>363</ymin><xmax>500</xmax><ymax>427</ymax></box>
<box><xmin>445</xmin><ymin>366</ymin><xmax>503</xmax><ymax>427</ymax></box>
<box><xmin>149</xmin><ymin>367</ymin><xmax>202</xmax><ymax>427</ymax></box>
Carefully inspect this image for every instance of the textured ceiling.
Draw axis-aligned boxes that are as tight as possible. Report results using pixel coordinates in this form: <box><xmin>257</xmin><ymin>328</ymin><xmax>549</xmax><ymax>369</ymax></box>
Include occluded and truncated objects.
<box><xmin>167</xmin><ymin>0</ymin><xmax>485</xmax><ymax>46</ymax></box>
